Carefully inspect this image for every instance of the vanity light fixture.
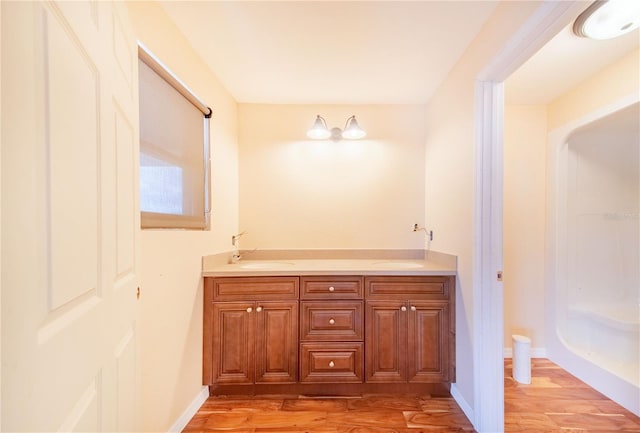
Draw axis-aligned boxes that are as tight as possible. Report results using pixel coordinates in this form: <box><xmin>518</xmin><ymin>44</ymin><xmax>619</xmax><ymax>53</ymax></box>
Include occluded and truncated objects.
<box><xmin>306</xmin><ymin>115</ymin><xmax>366</xmax><ymax>141</ymax></box>
<box><xmin>573</xmin><ymin>0</ymin><xmax>640</xmax><ymax>40</ymax></box>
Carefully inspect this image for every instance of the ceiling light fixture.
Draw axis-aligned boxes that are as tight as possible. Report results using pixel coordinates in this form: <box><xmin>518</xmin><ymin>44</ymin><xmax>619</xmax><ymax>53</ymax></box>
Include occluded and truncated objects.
<box><xmin>306</xmin><ymin>115</ymin><xmax>366</xmax><ymax>141</ymax></box>
<box><xmin>573</xmin><ymin>0</ymin><xmax>640</xmax><ymax>40</ymax></box>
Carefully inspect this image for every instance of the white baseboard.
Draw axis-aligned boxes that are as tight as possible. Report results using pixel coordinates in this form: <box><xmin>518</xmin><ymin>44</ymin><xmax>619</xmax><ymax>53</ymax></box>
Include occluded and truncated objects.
<box><xmin>451</xmin><ymin>383</ymin><xmax>474</xmax><ymax>427</ymax></box>
<box><xmin>503</xmin><ymin>347</ymin><xmax>547</xmax><ymax>358</ymax></box>
<box><xmin>168</xmin><ymin>386</ymin><xmax>209</xmax><ymax>433</ymax></box>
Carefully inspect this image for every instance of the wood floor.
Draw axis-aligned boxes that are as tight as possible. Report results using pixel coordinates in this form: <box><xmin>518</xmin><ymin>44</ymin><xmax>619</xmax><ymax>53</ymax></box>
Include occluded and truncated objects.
<box><xmin>505</xmin><ymin>358</ymin><xmax>640</xmax><ymax>432</ymax></box>
<box><xmin>184</xmin><ymin>359</ymin><xmax>640</xmax><ymax>432</ymax></box>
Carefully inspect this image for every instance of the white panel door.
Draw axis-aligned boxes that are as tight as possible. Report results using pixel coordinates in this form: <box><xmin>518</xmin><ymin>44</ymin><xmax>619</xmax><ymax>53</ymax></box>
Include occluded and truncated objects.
<box><xmin>1</xmin><ymin>1</ymin><xmax>140</xmax><ymax>431</ymax></box>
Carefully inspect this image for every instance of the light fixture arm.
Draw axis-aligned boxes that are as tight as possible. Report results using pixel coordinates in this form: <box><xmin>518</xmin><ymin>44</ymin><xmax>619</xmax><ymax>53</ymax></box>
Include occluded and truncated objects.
<box><xmin>343</xmin><ymin>115</ymin><xmax>357</xmax><ymax>130</ymax></box>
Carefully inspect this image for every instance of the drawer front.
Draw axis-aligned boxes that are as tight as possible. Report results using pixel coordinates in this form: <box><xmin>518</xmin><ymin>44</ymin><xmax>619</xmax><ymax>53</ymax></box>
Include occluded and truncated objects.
<box><xmin>300</xmin><ymin>342</ymin><xmax>363</xmax><ymax>383</ymax></box>
<box><xmin>211</xmin><ymin>277</ymin><xmax>299</xmax><ymax>301</ymax></box>
<box><xmin>300</xmin><ymin>301</ymin><xmax>363</xmax><ymax>341</ymax></box>
<box><xmin>301</xmin><ymin>276</ymin><xmax>363</xmax><ymax>299</ymax></box>
<box><xmin>365</xmin><ymin>276</ymin><xmax>452</xmax><ymax>300</ymax></box>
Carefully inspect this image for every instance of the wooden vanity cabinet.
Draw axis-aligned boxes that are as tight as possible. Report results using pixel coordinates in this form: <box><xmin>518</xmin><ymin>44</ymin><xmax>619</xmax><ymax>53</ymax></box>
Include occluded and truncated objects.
<box><xmin>204</xmin><ymin>273</ymin><xmax>455</xmax><ymax>395</ymax></box>
<box><xmin>203</xmin><ymin>277</ymin><xmax>299</xmax><ymax>387</ymax></box>
<box><xmin>364</xmin><ymin>276</ymin><xmax>455</xmax><ymax>384</ymax></box>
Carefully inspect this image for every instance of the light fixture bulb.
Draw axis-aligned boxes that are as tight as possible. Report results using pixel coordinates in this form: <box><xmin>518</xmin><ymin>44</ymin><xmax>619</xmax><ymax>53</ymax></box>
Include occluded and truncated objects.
<box><xmin>306</xmin><ymin>115</ymin><xmax>331</xmax><ymax>139</ymax></box>
<box><xmin>341</xmin><ymin>115</ymin><xmax>367</xmax><ymax>140</ymax></box>
<box><xmin>574</xmin><ymin>0</ymin><xmax>640</xmax><ymax>40</ymax></box>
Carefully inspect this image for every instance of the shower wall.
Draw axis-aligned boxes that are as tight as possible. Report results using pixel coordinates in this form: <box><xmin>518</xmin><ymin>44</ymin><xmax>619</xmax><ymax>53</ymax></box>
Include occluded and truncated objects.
<box><xmin>566</xmin><ymin>104</ymin><xmax>639</xmax><ymax>310</ymax></box>
<box><xmin>547</xmin><ymin>101</ymin><xmax>639</xmax><ymax>416</ymax></box>
<box><xmin>561</xmin><ymin>103</ymin><xmax>639</xmax><ymax>384</ymax></box>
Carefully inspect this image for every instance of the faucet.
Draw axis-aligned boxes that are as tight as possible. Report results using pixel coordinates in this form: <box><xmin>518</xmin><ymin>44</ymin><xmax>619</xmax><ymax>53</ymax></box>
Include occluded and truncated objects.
<box><xmin>231</xmin><ymin>231</ymin><xmax>246</xmax><ymax>264</ymax></box>
<box><xmin>413</xmin><ymin>223</ymin><xmax>433</xmax><ymax>241</ymax></box>
<box><xmin>231</xmin><ymin>231</ymin><xmax>246</xmax><ymax>247</ymax></box>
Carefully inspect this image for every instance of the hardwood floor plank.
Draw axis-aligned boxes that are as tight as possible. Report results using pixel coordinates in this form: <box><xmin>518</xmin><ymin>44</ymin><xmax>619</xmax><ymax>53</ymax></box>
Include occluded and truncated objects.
<box><xmin>403</xmin><ymin>411</ymin><xmax>476</xmax><ymax>430</ymax></box>
<box><xmin>546</xmin><ymin>413</ymin><xmax>640</xmax><ymax>431</ymax></box>
<box><xmin>247</xmin><ymin>411</ymin><xmax>328</xmax><ymax>428</ymax></box>
<box><xmin>505</xmin><ymin>398</ymin><xmax>607</xmax><ymax>414</ymax></box>
<box><xmin>504</xmin><ymin>412</ymin><xmax>560</xmax><ymax>431</ymax></box>
<box><xmin>345</xmin><ymin>394</ymin><xmax>425</xmax><ymax>411</ymax></box>
<box><xmin>282</xmin><ymin>399</ymin><xmax>349</xmax><ymax>412</ymax></box>
<box><xmin>327</xmin><ymin>410</ymin><xmax>408</xmax><ymax>428</ymax></box>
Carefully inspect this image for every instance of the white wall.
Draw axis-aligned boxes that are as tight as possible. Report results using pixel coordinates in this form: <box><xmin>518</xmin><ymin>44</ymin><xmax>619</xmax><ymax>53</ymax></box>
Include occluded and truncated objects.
<box><xmin>126</xmin><ymin>3</ymin><xmax>239</xmax><ymax>431</ymax></box>
<box><xmin>503</xmin><ymin>105</ymin><xmax>547</xmax><ymax>351</ymax></box>
<box><xmin>238</xmin><ymin>104</ymin><xmax>427</xmax><ymax>250</ymax></box>
<box><xmin>548</xmin><ymin>48</ymin><xmax>640</xmax><ymax>131</ymax></box>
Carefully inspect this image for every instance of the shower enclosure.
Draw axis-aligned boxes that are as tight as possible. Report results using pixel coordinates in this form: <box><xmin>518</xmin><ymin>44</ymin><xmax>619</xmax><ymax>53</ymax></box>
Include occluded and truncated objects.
<box><xmin>547</xmin><ymin>100</ymin><xmax>639</xmax><ymax>416</ymax></box>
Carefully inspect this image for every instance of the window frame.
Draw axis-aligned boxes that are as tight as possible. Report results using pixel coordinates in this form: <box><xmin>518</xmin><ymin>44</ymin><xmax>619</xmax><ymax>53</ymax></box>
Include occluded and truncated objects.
<box><xmin>138</xmin><ymin>42</ymin><xmax>212</xmax><ymax>230</ymax></box>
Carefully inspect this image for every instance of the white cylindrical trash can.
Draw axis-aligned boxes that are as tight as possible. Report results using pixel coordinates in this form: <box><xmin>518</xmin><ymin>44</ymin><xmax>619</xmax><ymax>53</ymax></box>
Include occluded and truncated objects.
<box><xmin>512</xmin><ymin>334</ymin><xmax>531</xmax><ymax>384</ymax></box>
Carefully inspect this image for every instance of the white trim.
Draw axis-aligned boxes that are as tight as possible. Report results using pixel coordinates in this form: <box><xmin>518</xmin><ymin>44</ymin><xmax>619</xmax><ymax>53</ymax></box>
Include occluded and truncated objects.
<box><xmin>473</xmin><ymin>2</ymin><xmax>586</xmax><ymax>431</ymax></box>
<box><xmin>451</xmin><ymin>383</ymin><xmax>474</xmax><ymax>425</ymax></box>
<box><xmin>167</xmin><ymin>387</ymin><xmax>209</xmax><ymax>433</ymax></box>
<box><xmin>503</xmin><ymin>347</ymin><xmax>547</xmax><ymax>358</ymax></box>
<box><xmin>473</xmin><ymin>79</ymin><xmax>505</xmax><ymax>433</ymax></box>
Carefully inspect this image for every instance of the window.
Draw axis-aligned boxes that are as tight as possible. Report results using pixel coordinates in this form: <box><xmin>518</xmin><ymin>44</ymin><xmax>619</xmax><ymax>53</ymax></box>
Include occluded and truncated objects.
<box><xmin>138</xmin><ymin>43</ymin><xmax>211</xmax><ymax>229</ymax></box>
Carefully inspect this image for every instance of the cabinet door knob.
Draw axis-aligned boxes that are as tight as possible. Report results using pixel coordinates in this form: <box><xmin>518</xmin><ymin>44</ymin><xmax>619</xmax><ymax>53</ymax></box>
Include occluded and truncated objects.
<box><xmin>410</xmin><ymin>306</ymin><xmax>417</xmax><ymax>311</ymax></box>
<box><xmin>256</xmin><ymin>306</ymin><xmax>263</xmax><ymax>312</ymax></box>
<box><xmin>246</xmin><ymin>307</ymin><xmax>253</xmax><ymax>313</ymax></box>
<box><xmin>329</xmin><ymin>318</ymin><xmax>335</xmax><ymax>325</ymax></box>
<box><xmin>328</xmin><ymin>286</ymin><xmax>335</xmax><ymax>292</ymax></box>
<box><xmin>329</xmin><ymin>361</ymin><xmax>335</xmax><ymax>368</ymax></box>
<box><xmin>401</xmin><ymin>306</ymin><xmax>407</xmax><ymax>312</ymax></box>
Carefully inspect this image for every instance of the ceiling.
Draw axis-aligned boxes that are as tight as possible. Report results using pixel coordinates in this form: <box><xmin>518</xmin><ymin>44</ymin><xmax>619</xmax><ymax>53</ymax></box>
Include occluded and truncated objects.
<box><xmin>506</xmin><ymin>22</ymin><xmax>640</xmax><ymax>104</ymax></box>
<box><xmin>159</xmin><ymin>1</ymin><xmax>639</xmax><ymax>106</ymax></box>
<box><xmin>159</xmin><ymin>1</ymin><xmax>498</xmax><ymax>104</ymax></box>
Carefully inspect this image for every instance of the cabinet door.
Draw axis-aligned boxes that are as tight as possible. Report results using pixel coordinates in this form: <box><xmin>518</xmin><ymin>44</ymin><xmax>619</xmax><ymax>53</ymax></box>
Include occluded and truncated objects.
<box><xmin>365</xmin><ymin>300</ymin><xmax>407</xmax><ymax>383</ymax></box>
<box><xmin>407</xmin><ymin>301</ymin><xmax>449</xmax><ymax>382</ymax></box>
<box><xmin>255</xmin><ymin>301</ymin><xmax>299</xmax><ymax>383</ymax></box>
<box><xmin>212</xmin><ymin>302</ymin><xmax>255</xmax><ymax>384</ymax></box>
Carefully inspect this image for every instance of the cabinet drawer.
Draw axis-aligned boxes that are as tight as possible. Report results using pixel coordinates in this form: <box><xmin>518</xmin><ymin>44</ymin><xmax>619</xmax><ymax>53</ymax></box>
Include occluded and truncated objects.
<box><xmin>300</xmin><ymin>343</ymin><xmax>363</xmax><ymax>383</ymax></box>
<box><xmin>300</xmin><ymin>301</ymin><xmax>363</xmax><ymax>341</ymax></box>
<box><xmin>301</xmin><ymin>276</ymin><xmax>363</xmax><ymax>299</ymax></box>
<box><xmin>211</xmin><ymin>277</ymin><xmax>299</xmax><ymax>301</ymax></box>
<box><xmin>365</xmin><ymin>276</ymin><xmax>452</xmax><ymax>300</ymax></box>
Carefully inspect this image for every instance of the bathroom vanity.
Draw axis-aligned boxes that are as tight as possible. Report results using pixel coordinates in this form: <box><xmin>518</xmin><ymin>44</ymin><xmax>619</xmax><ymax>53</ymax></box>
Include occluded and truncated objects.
<box><xmin>202</xmin><ymin>256</ymin><xmax>456</xmax><ymax>396</ymax></box>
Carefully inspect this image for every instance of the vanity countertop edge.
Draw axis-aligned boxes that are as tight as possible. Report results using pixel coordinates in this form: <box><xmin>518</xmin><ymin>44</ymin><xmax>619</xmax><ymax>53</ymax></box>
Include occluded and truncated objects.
<box><xmin>202</xmin><ymin>250</ymin><xmax>457</xmax><ymax>277</ymax></box>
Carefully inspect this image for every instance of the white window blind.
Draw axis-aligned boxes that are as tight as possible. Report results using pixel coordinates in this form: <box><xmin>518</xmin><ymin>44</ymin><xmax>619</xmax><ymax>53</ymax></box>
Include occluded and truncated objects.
<box><xmin>138</xmin><ymin>44</ymin><xmax>211</xmax><ymax>229</ymax></box>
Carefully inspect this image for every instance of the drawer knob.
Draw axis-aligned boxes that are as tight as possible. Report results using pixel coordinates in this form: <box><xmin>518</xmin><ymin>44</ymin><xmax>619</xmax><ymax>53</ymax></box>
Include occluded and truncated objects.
<box><xmin>256</xmin><ymin>306</ymin><xmax>263</xmax><ymax>312</ymax></box>
<box><xmin>329</xmin><ymin>318</ymin><xmax>335</xmax><ymax>325</ymax></box>
<box><xmin>329</xmin><ymin>361</ymin><xmax>335</xmax><ymax>368</ymax></box>
<box><xmin>246</xmin><ymin>307</ymin><xmax>253</xmax><ymax>313</ymax></box>
<box><xmin>410</xmin><ymin>306</ymin><xmax>417</xmax><ymax>311</ymax></box>
<box><xmin>401</xmin><ymin>306</ymin><xmax>407</xmax><ymax>312</ymax></box>
<box><xmin>328</xmin><ymin>286</ymin><xmax>335</xmax><ymax>292</ymax></box>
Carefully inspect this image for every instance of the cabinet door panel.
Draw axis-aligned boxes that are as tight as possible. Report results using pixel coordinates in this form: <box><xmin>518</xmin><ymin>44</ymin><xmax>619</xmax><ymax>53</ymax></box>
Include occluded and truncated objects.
<box><xmin>365</xmin><ymin>301</ymin><xmax>407</xmax><ymax>383</ymax></box>
<box><xmin>213</xmin><ymin>302</ymin><xmax>254</xmax><ymax>384</ymax></box>
<box><xmin>408</xmin><ymin>301</ymin><xmax>449</xmax><ymax>382</ymax></box>
<box><xmin>255</xmin><ymin>302</ymin><xmax>298</xmax><ymax>383</ymax></box>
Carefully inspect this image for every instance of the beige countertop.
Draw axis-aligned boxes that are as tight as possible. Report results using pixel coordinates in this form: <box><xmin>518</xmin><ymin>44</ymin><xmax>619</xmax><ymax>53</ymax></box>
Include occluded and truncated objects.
<box><xmin>202</xmin><ymin>251</ymin><xmax>456</xmax><ymax>277</ymax></box>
